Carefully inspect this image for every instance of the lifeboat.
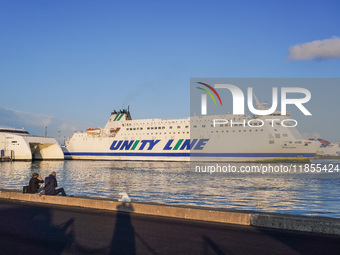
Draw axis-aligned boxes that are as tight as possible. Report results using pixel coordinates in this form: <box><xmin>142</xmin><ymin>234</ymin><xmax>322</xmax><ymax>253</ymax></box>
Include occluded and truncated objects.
<box><xmin>87</xmin><ymin>128</ymin><xmax>101</xmax><ymax>134</ymax></box>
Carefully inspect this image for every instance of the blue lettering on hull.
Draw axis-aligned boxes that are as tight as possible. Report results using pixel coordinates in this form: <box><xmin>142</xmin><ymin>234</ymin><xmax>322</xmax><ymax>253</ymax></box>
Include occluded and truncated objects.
<box><xmin>109</xmin><ymin>139</ymin><xmax>209</xmax><ymax>151</ymax></box>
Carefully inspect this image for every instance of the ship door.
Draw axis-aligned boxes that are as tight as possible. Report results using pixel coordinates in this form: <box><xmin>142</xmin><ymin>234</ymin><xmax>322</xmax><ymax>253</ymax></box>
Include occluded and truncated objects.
<box><xmin>29</xmin><ymin>143</ymin><xmax>42</xmax><ymax>160</ymax></box>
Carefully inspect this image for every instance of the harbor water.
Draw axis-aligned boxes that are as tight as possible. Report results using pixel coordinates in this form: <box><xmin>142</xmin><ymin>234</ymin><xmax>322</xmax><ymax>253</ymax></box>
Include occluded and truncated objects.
<box><xmin>0</xmin><ymin>159</ymin><xmax>340</xmax><ymax>218</ymax></box>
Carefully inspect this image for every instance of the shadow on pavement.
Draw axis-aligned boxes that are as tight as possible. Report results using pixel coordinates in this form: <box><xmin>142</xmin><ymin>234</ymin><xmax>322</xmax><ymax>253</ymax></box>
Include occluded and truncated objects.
<box><xmin>202</xmin><ymin>235</ymin><xmax>228</xmax><ymax>255</ymax></box>
<box><xmin>0</xmin><ymin>201</ymin><xmax>75</xmax><ymax>255</ymax></box>
<box><xmin>253</xmin><ymin>226</ymin><xmax>340</xmax><ymax>255</ymax></box>
<box><xmin>110</xmin><ymin>202</ymin><xmax>136</xmax><ymax>254</ymax></box>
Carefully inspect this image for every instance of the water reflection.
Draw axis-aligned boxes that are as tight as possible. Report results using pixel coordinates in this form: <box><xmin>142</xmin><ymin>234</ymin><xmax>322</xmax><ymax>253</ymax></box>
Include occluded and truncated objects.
<box><xmin>0</xmin><ymin>159</ymin><xmax>340</xmax><ymax>218</ymax></box>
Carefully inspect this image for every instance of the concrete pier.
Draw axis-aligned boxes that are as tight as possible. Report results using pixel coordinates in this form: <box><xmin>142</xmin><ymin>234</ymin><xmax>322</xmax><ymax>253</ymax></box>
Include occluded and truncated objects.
<box><xmin>1</xmin><ymin>189</ymin><xmax>340</xmax><ymax>235</ymax></box>
<box><xmin>1</xmin><ymin>189</ymin><xmax>340</xmax><ymax>254</ymax></box>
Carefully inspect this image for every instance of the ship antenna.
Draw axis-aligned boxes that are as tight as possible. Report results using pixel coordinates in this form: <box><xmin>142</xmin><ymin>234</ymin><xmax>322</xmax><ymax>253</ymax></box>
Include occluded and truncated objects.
<box><xmin>127</xmin><ymin>105</ymin><xmax>132</xmax><ymax>120</ymax></box>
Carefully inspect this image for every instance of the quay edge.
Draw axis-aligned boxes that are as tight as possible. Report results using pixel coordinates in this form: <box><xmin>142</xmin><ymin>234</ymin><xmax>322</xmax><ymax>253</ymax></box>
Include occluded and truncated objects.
<box><xmin>1</xmin><ymin>189</ymin><xmax>340</xmax><ymax>236</ymax></box>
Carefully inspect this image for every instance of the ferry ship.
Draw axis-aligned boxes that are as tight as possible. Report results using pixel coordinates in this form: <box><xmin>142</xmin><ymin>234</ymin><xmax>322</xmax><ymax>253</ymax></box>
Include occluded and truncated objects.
<box><xmin>0</xmin><ymin>128</ymin><xmax>64</xmax><ymax>161</ymax></box>
<box><xmin>316</xmin><ymin>141</ymin><xmax>340</xmax><ymax>159</ymax></box>
<box><xmin>63</xmin><ymin>108</ymin><xmax>320</xmax><ymax>162</ymax></box>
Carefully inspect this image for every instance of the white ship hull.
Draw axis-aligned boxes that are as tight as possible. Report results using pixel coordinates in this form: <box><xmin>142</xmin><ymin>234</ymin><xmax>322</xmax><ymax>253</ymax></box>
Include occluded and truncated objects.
<box><xmin>64</xmin><ymin>110</ymin><xmax>319</xmax><ymax>162</ymax></box>
<box><xmin>0</xmin><ymin>128</ymin><xmax>64</xmax><ymax>161</ymax></box>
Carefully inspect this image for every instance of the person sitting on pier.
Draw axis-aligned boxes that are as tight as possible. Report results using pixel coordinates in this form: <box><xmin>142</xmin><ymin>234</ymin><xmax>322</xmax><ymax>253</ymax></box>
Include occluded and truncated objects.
<box><xmin>28</xmin><ymin>173</ymin><xmax>44</xmax><ymax>194</ymax></box>
<box><xmin>44</xmin><ymin>171</ymin><xmax>67</xmax><ymax>196</ymax></box>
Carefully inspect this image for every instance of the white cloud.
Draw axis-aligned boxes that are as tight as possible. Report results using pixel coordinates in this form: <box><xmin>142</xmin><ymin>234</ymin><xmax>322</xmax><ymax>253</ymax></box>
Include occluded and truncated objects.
<box><xmin>11</xmin><ymin>108</ymin><xmax>53</xmax><ymax>127</ymax></box>
<box><xmin>288</xmin><ymin>36</ymin><xmax>340</xmax><ymax>60</ymax></box>
<box><xmin>0</xmin><ymin>106</ymin><xmax>91</xmax><ymax>142</ymax></box>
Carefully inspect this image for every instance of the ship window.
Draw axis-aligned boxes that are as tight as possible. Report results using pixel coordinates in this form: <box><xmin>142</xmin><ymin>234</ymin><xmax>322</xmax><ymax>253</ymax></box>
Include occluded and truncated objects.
<box><xmin>162</xmin><ymin>127</ymin><xmax>165</xmax><ymax>129</ymax></box>
<box><xmin>193</xmin><ymin>125</ymin><xmax>197</xmax><ymax>128</ymax></box>
<box><xmin>170</xmin><ymin>126</ymin><xmax>173</xmax><ymax>129</ymax></box>
<box><xmin>141</xmin><ymin>128</ymin><xmax>143</xmax><ymax>130</ymax></box>
<box><xmin>283</xmin><ymin>134</ymin><xmax>287</xmax><ymax>137</ymax></box>
<box><xmin>202</xmin><ymin>125</ymin><xmax>205</xmax><ymax>128</ymax></box>
<box><xmin>151</xmin><ymin>127</ymin><xmax>154</xmax><ymax>130</ymax></box>
<box><xmin>147</xmin><ymin>127</ymin><xmax>150</xmax><ymax>130</ymax></box>
<box><xmin>269</xmin><ymin>141</ymin><xmax>274</xmax><ymax>144</ymax></box>
<box><xmin>275</xmin><ymin>134</ymin><xmax>280</xmax><ymax>138</ymax></box>
<box><xmin>177</xmin><ymin>126</ymin><xmax>181</xmax><ymax>129</ymax></box>
<box><xmin>185</xmin><ymin>126</ymin><xmax>189</xmax><ymax>128</ymax></box>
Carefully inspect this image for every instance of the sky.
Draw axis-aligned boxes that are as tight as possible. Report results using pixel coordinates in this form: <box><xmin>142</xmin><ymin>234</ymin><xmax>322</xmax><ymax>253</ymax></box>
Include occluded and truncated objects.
<box><xmin>0</xmin><ymin>0</ymin><xmax>339</xmax><ymax>143</ymax></box>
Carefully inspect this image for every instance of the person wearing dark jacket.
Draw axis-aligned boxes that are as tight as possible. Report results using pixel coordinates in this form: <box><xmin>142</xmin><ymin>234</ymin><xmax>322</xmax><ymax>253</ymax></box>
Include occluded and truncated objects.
<box><xmin>28</xmin><ymin>173</ymin><xmax>44</xmax><ymax>194</ymax></box>
<box><xmin>44</xmin><ymin>171</ymin><xmax>66</xmax><ymax>196</ymax></box>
